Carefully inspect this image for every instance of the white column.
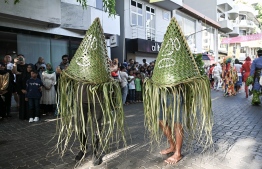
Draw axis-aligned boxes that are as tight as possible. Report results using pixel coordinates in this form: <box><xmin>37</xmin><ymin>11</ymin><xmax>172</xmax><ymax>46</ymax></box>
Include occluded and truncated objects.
<box><xmin>214</xmin><ymin>28</ymin><xmax>219</xmax><ymax>62</ymax></box>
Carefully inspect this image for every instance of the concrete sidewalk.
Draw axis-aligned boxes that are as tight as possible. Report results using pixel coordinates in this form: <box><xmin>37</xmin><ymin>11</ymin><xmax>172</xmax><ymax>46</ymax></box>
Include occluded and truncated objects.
<box><xmin>0</xmin><ymin>90</ymin><xmax>261</xmax><ymax>169</ymax></box>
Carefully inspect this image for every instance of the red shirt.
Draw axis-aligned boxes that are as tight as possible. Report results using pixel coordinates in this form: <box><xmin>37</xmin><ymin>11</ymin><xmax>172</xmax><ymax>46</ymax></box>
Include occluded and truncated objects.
<box><xmin>241</xmin><ymin>61</ymin><xmax>251</xmax><ymax>82</ymax></box>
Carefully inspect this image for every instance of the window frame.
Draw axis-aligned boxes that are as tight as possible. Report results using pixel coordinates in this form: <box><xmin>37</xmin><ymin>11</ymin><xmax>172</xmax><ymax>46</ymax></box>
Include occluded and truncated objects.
<box><xmin>130</xmin><ymin>0</ymin><xmax>144</xmax><ymax>27</ymax></box>
<box><xmin>162</xmin><ymin>11</ymin><xmax>170</xmax><ymax>21</ymax></box>
<box><xmin>145</xmin><ymin>5</ymin><xmax>156</xmax><ymax>41</ymax></box>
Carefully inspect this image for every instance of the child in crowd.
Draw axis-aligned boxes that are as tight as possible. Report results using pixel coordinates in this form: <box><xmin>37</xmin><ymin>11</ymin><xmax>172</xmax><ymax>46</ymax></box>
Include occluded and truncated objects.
<box><xmin>25</xmin><ymin>70</ymin><xmax>43</xmax><ymax>123</ymax></box>
<box><xmin>128</xmin><ymin>70</ymin><xmax>136</xmax><ymax>104</ymax></box>
<box><xmin>135</xmin><ymin>73</ymin><xmax>142</xmax><ymax>102</ymax></box>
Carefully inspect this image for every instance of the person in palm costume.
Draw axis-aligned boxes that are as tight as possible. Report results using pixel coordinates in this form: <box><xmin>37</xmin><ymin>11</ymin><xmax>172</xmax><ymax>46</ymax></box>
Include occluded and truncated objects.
<box><xmin>56</xmin><ymin>18</ymin><xmax>126</xmax><ymax>166</ymax></box>
<box><xmin>246</xmin><ymin>49</ymin><xmax>262</xmax><ymax>105</ymax></box>
<box><xmin>143</xmin><ymin>18</ymin><xmax>213</xmax><ymax>164</ymax></box>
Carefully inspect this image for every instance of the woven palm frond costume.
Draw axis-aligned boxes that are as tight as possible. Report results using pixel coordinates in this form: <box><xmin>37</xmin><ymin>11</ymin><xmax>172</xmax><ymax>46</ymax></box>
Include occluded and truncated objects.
<box><xmin>56</xmin><ymin>18</ymin><xmax>126</xmax><ymax>159</ymax></box>
<box><xmin>143</xmin><ymin>17</ymin><xmax>213</xmax><ymax>149</ymax></box>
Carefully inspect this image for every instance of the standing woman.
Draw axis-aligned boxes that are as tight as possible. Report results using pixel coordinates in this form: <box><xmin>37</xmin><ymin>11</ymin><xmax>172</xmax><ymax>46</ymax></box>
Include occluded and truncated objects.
<box><xmin>222</xmin><ymin>57</ymin><xmax>237</xmax><ymax>96</ymax></box>
<box><xmin>41</xmin><ymin>63</ymin><xmax>56</xmax><ymax>115</ymax></box>
<box><xmin>241</xmin><ymin>57</ymin><xmax>252</xmax><ymax>98</ymax></box>
<box><xmin>35</xmin><ymin>57</ymin><xmax>45</xmax><ymax>72</ymax></box>
<box><xmin>17</xmin><ymin>64</ymin><xmax>33</xmax><ymax>120</ymax></box>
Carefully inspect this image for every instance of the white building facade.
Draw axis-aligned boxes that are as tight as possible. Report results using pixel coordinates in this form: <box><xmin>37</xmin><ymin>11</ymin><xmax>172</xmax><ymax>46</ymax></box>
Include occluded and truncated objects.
<box><xmin>225</xmin><ymin>2</ymin><xmax>261</xmax><ymax>60</ymax></box>
<box><xmin>0</xmin><ymin>0</ymin><xmax>119</xmax><ymax>68</ymax></box>
<box><xmin>112</xmin><ymin>0</ymin><xmax>183</xmax><ymax>63</ymax></box>
<box><xmin>183</xmin><ymin>0</ymin><xmax>235</xmax><ymax>63</ymax></box>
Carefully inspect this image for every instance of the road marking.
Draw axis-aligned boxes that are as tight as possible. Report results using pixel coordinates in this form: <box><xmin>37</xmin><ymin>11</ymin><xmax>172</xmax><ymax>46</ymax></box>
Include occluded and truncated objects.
<box><xmin>212</xmin><ymin>97</ymin><xmax>219</xmax><ymax>101</ymax></box>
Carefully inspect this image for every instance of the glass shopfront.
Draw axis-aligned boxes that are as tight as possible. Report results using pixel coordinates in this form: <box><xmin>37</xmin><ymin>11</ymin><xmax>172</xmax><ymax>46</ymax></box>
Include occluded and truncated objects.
<box><xmin>0</xmin><ymin>27</ymin><xmax>82</xmax><ymax>69</ymax></box>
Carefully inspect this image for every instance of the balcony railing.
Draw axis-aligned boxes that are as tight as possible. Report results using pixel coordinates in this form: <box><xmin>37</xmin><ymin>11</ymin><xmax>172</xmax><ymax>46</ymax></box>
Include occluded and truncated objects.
<box><xmin>228</xmin><ymin>27</ymin><xmax>239</xmax><ymax>37</ymax></box>
<box><xmin>219</xmin><ymin>20</ymin><xmax>233</xmax><ymax>33</ymax></box>
<box><xmin>239</xmin><ymin>20</ymin><xmax>255</xmax><ymax>28</ymax></box>
<box><xmin>237</xmin><ymin>4</ymin><xmax>258</xmax><ymax>17</ymax></box>
<box><xmin>146</xmin><ymin>0</ymin><xmax>182</xmax><ymax>10</ymax></box>
<box><xmin>131</xmin><ymin>27</ymin><xmax>165</xmax><ymax>42</ymax></box>
<box><xmin>217</xmin><ymin>0</ymin><xmax>233</xmax><ymax>12</ymax></box>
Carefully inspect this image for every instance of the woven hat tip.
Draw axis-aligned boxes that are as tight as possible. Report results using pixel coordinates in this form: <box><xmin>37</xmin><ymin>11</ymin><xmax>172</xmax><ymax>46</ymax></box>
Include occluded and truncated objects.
<box><xmin>64</xmin><ymin>17</ymin><xmax>111</xmax><ymax>84</ymax></box>
<box><xmin>152</xmin><ymin>17</ymin><xmax>200</xmax><ymax>86</ymax></box>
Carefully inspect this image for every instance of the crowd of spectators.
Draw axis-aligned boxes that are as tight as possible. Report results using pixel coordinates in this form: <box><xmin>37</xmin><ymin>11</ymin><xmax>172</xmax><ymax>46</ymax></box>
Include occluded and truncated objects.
<box><xmin>0</xmin><ymin>54</ymin><xmax>69</xmax><ymax>122</ymax></box>
<box><xmin>0</xmin><ymin>54</ymin><xmax>154</xmax><ymax>121</ymax></box>
<box><xmin>205</xmin><ymin>58</ymin><xmax>251</xmax><ymax>98</ymax></box>
<box><xmin>111</xmin><ymin>58</ymin><xmax>156</xmax><ymax>105</ymax></box>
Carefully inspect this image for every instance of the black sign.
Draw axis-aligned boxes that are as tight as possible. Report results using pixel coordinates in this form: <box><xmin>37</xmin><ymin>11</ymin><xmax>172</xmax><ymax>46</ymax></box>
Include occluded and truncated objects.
<box><xmin>126</xmin><ymin>38</ymin><xmax>162</xmax><ymax>53</ymax></box>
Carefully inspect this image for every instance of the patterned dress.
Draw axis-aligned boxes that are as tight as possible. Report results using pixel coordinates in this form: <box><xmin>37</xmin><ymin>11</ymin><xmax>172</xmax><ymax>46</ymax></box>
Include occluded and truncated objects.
<box><xmin>222</xmin><ymin>63</ymin><xmax>238</xmax><ymax>96</ymax></box>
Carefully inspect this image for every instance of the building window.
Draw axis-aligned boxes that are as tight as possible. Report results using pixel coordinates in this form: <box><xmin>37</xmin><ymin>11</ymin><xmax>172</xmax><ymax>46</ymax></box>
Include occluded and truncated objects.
<box><xmin>240</xmin><ymin>30</ymin><xmax>246</xmax><ymax>36</ymax></box>
<box><xmin>146</xmin><ymin>6</ymin><xmax>155</xmax><ymax>41</ymax></box>
<box><xmin>131</xmin><ymin>0</ymin><xmax>143</xmax><ymax>27</ymax></box>
<box><xmin>239</xmin><ymin>14</ymin><xmax>246</xmax><ymax>21</ymax></box>
<box><xmin>175</xmin><ymin>12</ymin><xmax>196</xmax><ymax>50</ymax></box>
<box><xmin>240</xmin><ymin>47</ymin><xmax>246</xmax><ymax>53</ymax></box>
<box><xmin>203</xmin><ymin>46</ymin><xmax>208</xmax><ymax>50</ymax></box>
<box><xmin>96</xmin><ymin>0</ymin><xmax>103</xmax><ymax>10</ymax></box>
<box><xmin>163</xmin><ymin>11</ymin><xmax>170</xmax><ymax>20</ymax></box>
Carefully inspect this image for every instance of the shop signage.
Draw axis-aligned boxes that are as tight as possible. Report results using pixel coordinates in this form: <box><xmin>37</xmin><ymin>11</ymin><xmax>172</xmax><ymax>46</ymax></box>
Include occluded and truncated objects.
<box><xmin>126</xmin><ymin>38</ymin><xmax>162</xmax><ymax>54</ymax></box>
<box><xmin>151</xmin><ymin>42</ymin><xmax>161</xmax><ymax>51</ymax></box>
<box><xmin>110</xmin><ymin>35</ymin><xmax>118</xmax><ymax>47</ymax></box>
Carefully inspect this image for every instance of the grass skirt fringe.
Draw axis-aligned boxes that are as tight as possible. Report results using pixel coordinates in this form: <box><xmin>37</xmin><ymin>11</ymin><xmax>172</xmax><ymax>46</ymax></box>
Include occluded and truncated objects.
<box><xmin>143</xmin><ymin>76</ymin><xmax>213</xmax><ymax>150</ymax></box>
<box><xmin>55</xmin><ymin>72</ymin><xmax>126</xmax><ymax>163</ymax></box>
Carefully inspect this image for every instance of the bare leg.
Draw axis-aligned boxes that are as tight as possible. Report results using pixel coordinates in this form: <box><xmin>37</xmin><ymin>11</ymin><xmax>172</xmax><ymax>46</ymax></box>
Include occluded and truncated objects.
<box><xmin>245</xmin><ymin>85</ymin><xmax>248</xmax><ymax>98</ymax></box>
<box><xmin>165</xmin><ymin>123</ymin><xmax>183</xmax><ymax>164</ymax></box>
<box><xmin>159</xmin><ymin>120</ymin><xmax>175</xmax><ymax>154</ymax></box>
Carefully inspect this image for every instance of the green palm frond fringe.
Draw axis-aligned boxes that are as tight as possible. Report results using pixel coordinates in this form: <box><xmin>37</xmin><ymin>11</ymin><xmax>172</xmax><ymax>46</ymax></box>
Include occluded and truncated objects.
<box><xmin>143</xmin><ymin>17</ymin><xmax>213</xmax><ymax>151</ymax></box>
<box><xmin>53</xmin><ymin>18</ymin><xmax>126</xmax><ymax>165</ymax></box>
<box><xmin>56</xmin><ymin>72</ymin><xmax>126</xmax><ymax>157</ymax></box>
<box><xmin>143</xmin><ymin>77</ymin><xmax>213</xmax><ymax>149</ymax></box>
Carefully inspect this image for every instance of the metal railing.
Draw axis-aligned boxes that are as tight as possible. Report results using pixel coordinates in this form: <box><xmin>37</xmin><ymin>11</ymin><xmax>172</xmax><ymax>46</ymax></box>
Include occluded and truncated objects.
<box><xmin>131</xmin><ymin>27</ymin><xmax>165</xmax><ymax>42</ymax></box>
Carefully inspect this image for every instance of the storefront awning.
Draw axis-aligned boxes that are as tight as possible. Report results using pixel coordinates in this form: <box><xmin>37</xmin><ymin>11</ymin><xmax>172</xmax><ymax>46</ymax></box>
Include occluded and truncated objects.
<box><xmin>221</xmin><ymin>33</ymin><xmax>262</xmax><ymax>44</ymax></box>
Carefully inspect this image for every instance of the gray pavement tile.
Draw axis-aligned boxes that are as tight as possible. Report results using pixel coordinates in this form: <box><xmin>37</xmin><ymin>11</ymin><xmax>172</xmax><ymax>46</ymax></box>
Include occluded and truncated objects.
<box><xmin>2</xmin><ymin>91</ymin><xmax>262</xmax><ymax>169</ymax></box>
<box><xmin>16</xmin><ymin>165</ymin><xmax>30</xmax><ymax>169</ymax></box>
<box><xmin>0</xmin><ymin>162</ymin><xmax>15</xmax><ymax>169</ymax></box>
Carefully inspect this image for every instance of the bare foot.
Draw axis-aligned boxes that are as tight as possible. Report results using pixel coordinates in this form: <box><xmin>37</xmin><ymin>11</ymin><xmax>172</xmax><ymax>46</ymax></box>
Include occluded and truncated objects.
<box><xmin>164</xmin><ymin>154</ymin><xmax>182</xmax><ymax>164</ymax></box>
<box><xmin>159</xmin><ymin>147</ymin><xmax>175</xmax><ymax>155</ymax></box>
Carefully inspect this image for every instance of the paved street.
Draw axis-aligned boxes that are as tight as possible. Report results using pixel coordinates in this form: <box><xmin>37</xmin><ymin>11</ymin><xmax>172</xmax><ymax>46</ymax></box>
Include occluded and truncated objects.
<box><xmin>0</xmin><ymin>89</ymin><xmax>262</xmax><ymax>169</ymax></box>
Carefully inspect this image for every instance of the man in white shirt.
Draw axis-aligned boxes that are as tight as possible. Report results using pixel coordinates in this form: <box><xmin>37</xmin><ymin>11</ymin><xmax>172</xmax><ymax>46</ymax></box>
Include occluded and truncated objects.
<box><xmin>234</xmin><ymin>59</ymin><xmax>242</xmax><ymax>93</ymax></box>
<box><xmin>212</xmin><ymin>63</ymin><xmax>222</xmax><ymax>91</ymax></box>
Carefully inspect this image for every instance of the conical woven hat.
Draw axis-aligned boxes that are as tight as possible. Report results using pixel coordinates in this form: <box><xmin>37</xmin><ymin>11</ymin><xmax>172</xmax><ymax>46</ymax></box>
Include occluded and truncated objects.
<box><xmin>152</xmin><ymin>17</ymin><xmax>200</xmax><ymax>86</ymax></box>
<box><xmin>64</xmin><ymin>18</ymin><xmax>111</xmax><ymax>84</ymax></box>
